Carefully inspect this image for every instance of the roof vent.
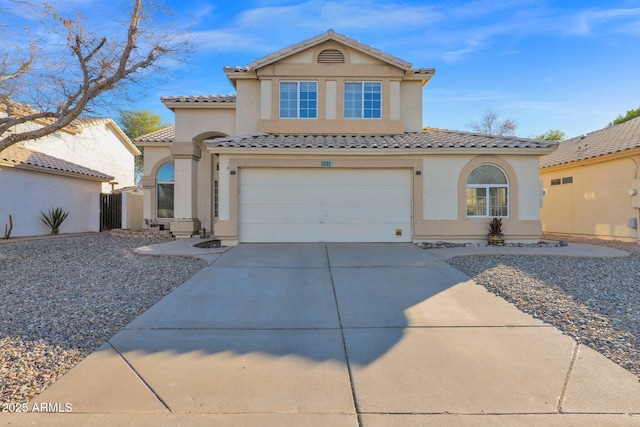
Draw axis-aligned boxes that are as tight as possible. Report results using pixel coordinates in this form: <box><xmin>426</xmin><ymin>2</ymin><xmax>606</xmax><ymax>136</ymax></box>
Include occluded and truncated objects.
<box><xmin>318</xmin><ymin>49</ymin><xmax>345</xmax><ymax>64</ymax></box>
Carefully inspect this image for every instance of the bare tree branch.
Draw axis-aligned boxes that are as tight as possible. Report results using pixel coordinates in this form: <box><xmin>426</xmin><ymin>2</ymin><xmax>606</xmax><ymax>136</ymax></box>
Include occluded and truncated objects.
<box><xmin>0</xmin><ymin>49</ymin><xmax>33</xmax><ymax>83</ymax></box>
<box><xmin>469</xmin><ymin>109</ymin><xmax>518</xmax><ymax>137</ymax></box>
<box><xmin>0</xmin><ymin>0</ymin><xmax>186</xmax><ymax>151</ymax></box>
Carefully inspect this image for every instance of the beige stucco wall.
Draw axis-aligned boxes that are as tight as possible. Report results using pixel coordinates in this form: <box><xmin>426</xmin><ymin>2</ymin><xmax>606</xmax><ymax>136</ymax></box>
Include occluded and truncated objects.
<box><xmin>245</xmin><ymin>40</ymin><xmax>420</xmax><ymax>136</ymax></box>
<box><xmin>422</xmin><ymin>154</ymin><xmax>542</xmax><ymax>222</ymax></box>
<box><xmin>174</xmin><ymin>109</ymin><xmax>235</xmax><ymax>142</ymax></box>
<box><xmin>141</xmin><ymin>145</ymin><xmax>172</xmax><ymax>225</ymax></box>
<box><xmin>122</xmin><ymin>192</ymin><xmax>144</xmax><ymax>230</ymax></box>
<box><xmin>236</xmin><ymin>80</ymin><xmax>261</xmax><ymax>136</ymax></box>
<box><xmin>400</xmin><ymin>80</ymin><xmax>423</xmax><ymax>132</ymax></box>
<box><xmin>0</xmin><ymin>166</ymin><xmax>101</xmax><ymax>237</ymax></box>
<box><xmin>541</xmin><ymin>155</ymin><xmax>640</xmax><ymax>241</ymax></box>
<box><xmin>210</xmin><ymin>151</ymin><xmax>544</xmax><ymax>245</ymax></box>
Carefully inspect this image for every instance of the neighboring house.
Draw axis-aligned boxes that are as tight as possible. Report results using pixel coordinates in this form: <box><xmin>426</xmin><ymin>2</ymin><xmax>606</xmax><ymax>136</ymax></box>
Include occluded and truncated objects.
<box><xmin>0</xmin><ymin>103</ymin><xmax>140</xmax><ymax>237</ymax></box>
<box><xmin>137</xmin><ymin>30</ymin><xmax>556</xmax><ymax>245</ymax></box>
<box><xmin>540</xmin><ymin>116</ymin><xmax>640</xmax><ymax>242</ymax></box>
<box><xmin>0</xmin><ymin>145</ymin><xmax>112</xmax><ymax>236</ymax></box>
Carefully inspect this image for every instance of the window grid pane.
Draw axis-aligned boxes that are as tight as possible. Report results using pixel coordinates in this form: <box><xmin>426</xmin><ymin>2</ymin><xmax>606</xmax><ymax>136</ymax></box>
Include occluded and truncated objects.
<box><xmin>299</xmin><ymin>82</ymin><xmax>317</xmax><ymax>118</ymax></box>
<box><xmin>489</xmin><ymin>187</ymin><xmax>508</xmax><ymax>217</ymax></box>
<box><xmin>280</xmin><ymin>81</ymin><xmax>317</xmax><ymax>118</ymax></box>
<box><xmin>345</xmin><ymin>82</ymin><xmax>380</xmax><ymax>119</ymax></box>
<box><xmin>279</xmin><ymin>82</ymin><xmax>298</xmax><ymax>118</ymax></box>
<box><xmin>364</xmin><ymin>82</ymin><xmax>381</xmax><ymax>118</ymax></box>
<box><xmin>344</xmin><ymin>83</ymin><xmax>362</xmax><ymax>118</ymax></box>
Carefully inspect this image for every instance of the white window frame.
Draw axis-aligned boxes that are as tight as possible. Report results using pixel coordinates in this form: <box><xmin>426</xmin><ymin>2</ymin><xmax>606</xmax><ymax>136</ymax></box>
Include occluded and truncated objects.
<box><xmin>466</xmin><ymin>164</ymin><xmax>509</xmax><ymax>218</ymax></box>
<box><xmin>279</xmin><ymin>81</ymin><xmax>318</xmax><ymax>119</ymax></box>
<box><xmin>344</xmin><ymin>81</ymin><xmax>382</xmax><ymax>119</ymax></box>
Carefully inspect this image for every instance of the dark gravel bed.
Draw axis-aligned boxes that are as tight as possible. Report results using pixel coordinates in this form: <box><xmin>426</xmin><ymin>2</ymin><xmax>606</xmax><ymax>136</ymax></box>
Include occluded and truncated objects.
<box><xmin>0</xmin><ymin>234</ymin><xmax>204</xmax><ymax>404</ymax></box>
<box><xmin>448</xmin><ymin>237</ymin><xmax>640</xmax><ymax>378</ymax></box>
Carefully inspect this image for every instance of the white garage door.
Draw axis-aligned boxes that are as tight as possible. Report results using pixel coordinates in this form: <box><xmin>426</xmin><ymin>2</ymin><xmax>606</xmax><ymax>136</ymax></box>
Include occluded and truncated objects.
<box><xmin>239</xmin><ymin>168</ymin><xmax>412</xmax><ymax>242</ymax></box>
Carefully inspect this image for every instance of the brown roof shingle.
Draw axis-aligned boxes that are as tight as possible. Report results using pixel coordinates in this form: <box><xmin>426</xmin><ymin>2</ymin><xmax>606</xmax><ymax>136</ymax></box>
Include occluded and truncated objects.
<box><xmin>0</xmin><ymin>145</ymin><xmax>113</xmax><ymax>180</ymax></box>
<box><xmin>540</xmin><ymin>116</ymin><xmax>640</xmax><ymax>168</ymax></box>
<box><xmin>161</xmin><ymin>95</ymin><xmax>236</xmax><ymax>104</ymax></box>
<box><xmin>205</xmin><ymin>128</ymin><xmax>557</xmax><ymax>150</ymax></box>
<box><xmin>134</xmin><ymin>126</ymin><xmax>175</xmax><ymax>143</ymax></box>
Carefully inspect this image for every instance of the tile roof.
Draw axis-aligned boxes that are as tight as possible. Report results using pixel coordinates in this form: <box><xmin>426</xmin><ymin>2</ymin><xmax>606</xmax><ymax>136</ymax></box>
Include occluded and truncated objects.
<box><xmin>1</xmin><ymin>100</ymin><xmax>111</xmax><ymax>133</ymax></box>
<box><xmin>161</xmin><ymin>95</ymin><xmax>236</xmax><ymax>104</ymax></box>
<box><xmin>134</xmin><ymin>126</ymin><xmax>175</xmax><ymax>143</ymax></box>
<box><xmin>247</xmin><ymin>29</ymin><xmax>414</xmax><ymax>71</ymax></box>
<box><xmin>540</xmin><ymin>116</ymin><xmax>640</xmax><ymax>168</ymax></box>
<box><xmin>0</xmin><ymin>145</ymin><xmax>113</xmax><ymax>180</ymax></box>
<box><xmin>205</xmin><ymin>128</ymin><xmax>557</xmax><ymax>150</ymax></box>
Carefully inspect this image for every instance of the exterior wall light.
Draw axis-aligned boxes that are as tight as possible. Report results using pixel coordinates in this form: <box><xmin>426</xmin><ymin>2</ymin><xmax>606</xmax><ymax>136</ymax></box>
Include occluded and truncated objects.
<box><xmin>629</xmin><ymin>189</ymin><xmax>638</xmax><ymax>196</ymax></box>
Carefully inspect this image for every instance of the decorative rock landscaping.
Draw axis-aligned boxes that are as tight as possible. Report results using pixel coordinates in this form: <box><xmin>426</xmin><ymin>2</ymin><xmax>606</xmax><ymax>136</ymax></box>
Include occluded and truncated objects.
<box><xmin>0</xmin><ymin>234</ymin><xmax>204</xmax><ymax>404</ymax></box>
<box><xmin>447</xmin><ymin>236</ymin><xmax>640</xmax><ymax>378</ymax></box>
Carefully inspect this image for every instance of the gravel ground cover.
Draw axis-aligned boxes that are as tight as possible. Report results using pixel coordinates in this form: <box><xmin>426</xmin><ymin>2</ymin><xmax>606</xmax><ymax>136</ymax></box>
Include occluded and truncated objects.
<box><xmin>0</xmin><ymin>234</ymin><xmax>204</xmax><ymax>404</ymax></box>
<box><xmin>448</xmin><ymin>235</ymin><xmax>640</xmax><ymax>378</ymax></box>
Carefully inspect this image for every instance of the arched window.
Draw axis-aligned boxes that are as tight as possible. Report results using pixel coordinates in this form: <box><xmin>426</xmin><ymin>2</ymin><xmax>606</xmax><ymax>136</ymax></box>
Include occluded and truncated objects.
<box><xmin>466</xmin><ymin>164</ymin><xmax>508</xmax><ymax>217</ymax></box>
<box><xmin>157</xmin><ymin>162</ymin><xmax>174</xmax><ymax>218</ymax></box>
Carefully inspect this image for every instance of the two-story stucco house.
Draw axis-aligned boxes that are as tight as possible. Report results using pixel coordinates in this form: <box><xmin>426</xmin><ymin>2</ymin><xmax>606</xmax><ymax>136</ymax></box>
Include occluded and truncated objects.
<box><xmin>137</xmin><ymin>30</ymin><xmax>556</xmax><ymax>245</ymax></box>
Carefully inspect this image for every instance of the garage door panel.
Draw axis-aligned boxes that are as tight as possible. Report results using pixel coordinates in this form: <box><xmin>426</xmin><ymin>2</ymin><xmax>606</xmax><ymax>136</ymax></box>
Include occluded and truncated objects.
<box><xmin>239</xmin><ymin>168</ymin><xmax>412</xmax><ymax>242</ymax></box>
<box><xmin>240</xmin><ymin>224</ymin><xmax>287</xmax><ymax>241</ymax></box>
<box><xmin>318</xmin><ymin>205</ymin><xmax>410</xmax><ymax>224</ymax></box>
<box><xmin>328</xmin><ymin>189</ymin><xmax>409</xmax><ymax>205</ymax></box>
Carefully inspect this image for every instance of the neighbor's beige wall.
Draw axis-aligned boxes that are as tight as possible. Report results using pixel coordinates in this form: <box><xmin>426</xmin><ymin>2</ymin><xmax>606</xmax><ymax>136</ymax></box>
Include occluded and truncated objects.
<box><xmin>541</xmin><ymin>156</ymin><xmax>639</xmax><ymax>241</ymax></box>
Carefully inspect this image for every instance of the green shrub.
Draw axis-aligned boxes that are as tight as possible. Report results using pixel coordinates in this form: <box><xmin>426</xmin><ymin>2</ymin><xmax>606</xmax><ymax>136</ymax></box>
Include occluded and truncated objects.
<box><xmin>40</xmin><ymin>208</ymin><xmax>69</xmax><ymax>235</ymax></box>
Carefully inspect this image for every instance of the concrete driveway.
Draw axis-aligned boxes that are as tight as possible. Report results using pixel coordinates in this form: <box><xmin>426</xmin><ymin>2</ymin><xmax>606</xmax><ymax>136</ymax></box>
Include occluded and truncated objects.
<box><xmin>17</xmin><ymin>243</ymin><xmax>640</xmax><ymax>426</ymax></box>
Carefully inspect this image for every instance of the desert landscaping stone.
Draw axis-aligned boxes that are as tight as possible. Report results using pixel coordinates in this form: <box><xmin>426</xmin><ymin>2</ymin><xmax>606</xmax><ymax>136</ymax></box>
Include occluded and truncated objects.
<box><xmin>0</xmin><ymin>234</ymin><xmax>204</xmax><ymax>404</ymax></box>
<box><xmin>447</xmin><ymin>236</ymin><xmax>640</xmax><ymax>378</ymax></box>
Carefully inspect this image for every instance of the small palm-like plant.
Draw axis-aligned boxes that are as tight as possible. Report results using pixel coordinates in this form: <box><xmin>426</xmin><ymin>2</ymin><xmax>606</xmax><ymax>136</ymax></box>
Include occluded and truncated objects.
<box><xmin>488</xmin><ymin>217</ymin><xmax>503</xmax><ymax>235</ymax></box>
<box><xmin>487</xmin><ymin>217</ymin><xmax>504</xmax><ymax>246</ymax></box>
<box><xmin>40</xmin><ymin>207</ymin><xmax>69</xmax><ymax>235</ymax></box>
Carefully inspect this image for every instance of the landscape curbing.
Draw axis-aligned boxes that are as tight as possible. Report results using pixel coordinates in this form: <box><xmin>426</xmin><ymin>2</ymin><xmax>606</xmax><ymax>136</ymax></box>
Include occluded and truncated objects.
<box><xmin>132</xmin><ymin>238</ymin><xmax>631</xmax><ymax>262</ymax></box>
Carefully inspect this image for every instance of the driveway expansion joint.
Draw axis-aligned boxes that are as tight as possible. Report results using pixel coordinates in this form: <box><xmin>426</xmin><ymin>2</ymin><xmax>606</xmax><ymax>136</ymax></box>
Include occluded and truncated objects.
<box><xmin>325</xmin><ymin>242</ymin><xmax>362</xmax><ymax>426</ymax></box>
<box><xmin>558</xmin><ymin>341</ymin><xmax>580</xmax><ymax>412</ymax></box>
<box><xmin>107</xmin><ymin>341</ymin><xmax>172</xmax><ymax>413</ymax></box>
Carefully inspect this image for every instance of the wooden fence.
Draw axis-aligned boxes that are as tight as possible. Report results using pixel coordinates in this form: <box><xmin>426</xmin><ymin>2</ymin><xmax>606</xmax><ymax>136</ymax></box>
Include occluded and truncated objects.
<box><xmin>100</xmin><ymin>193</ymin><xmax>122</xmax><ymax>231</ymax></box>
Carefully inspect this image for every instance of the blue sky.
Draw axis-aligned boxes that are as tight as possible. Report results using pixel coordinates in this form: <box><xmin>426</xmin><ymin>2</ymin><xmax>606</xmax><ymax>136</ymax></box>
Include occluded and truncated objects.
<box><xmin>5</xmin><ymin>0</ymin><xmax>640</xmax><ymax>138</ymax></box>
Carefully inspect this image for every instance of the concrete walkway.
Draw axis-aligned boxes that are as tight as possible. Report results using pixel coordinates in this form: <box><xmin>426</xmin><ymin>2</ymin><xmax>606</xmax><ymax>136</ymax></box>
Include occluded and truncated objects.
<box><xmin>8</xmin><ymin>242</ymin><xmax>640</xmax><ymax>426</ymax></box>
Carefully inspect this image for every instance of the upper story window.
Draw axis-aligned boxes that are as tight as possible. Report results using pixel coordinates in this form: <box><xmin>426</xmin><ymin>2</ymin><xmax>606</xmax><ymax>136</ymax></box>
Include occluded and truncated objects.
<box><xmin>466</xmin><ymin>164</ymin><xmax>509</xmax><ymax>217</ymax></box>
<box><xmin>280</xmin><ymin>81</ymin><xmax>317</xmax><ymax>118</ymax></box>
<box><xmin>344</xmin><ymin>82</ymin><xmax>381</xmax><ymax>119</ymax></box>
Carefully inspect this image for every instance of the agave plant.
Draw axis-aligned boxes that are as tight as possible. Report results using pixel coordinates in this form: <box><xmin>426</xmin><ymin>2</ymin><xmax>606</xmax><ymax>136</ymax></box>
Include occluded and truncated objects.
<box><xmin>40</xmin><ymin>207</ymin><xmax>69</xmax><ymax>235</ymax></box>
<box><xmin>487</xmin><ymin>217</ymin><xmax>503</xmax><ymax>235</ymax></box>
<box><xmin>487</xmin><ymin>217</ymin><xmax>504</xmax><ymax>246</ymax></box>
